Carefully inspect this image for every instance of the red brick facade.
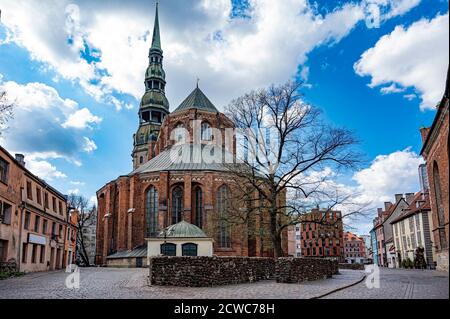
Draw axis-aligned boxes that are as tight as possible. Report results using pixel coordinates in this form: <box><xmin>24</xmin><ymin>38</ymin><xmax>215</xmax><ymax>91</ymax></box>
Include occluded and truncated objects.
<box><xmin>298</xmin><ymin>209</ymin><xmax>344</xmax><ymax>262</ymax></box>
<box><xmin>420</xmin><ymin>70</ymin><xmax>449</xmax><ymax>271</ymax></box>
<box><xmin>95</xmin><ymin>108</ymin><xmax>287</xmax><ymax>265</ymax></box>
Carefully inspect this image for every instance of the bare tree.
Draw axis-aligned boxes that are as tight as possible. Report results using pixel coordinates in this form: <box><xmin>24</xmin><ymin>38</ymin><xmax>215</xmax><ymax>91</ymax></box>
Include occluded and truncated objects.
<box><xmin>67</xmin><ymin>194</ymin><xmax>96</xmax><ymax>266</ymax></box>
<box><xmin>0</xmin><ymin>89</ymin><xmax>14</xmax><ymax>131</ymax></box>
<box><xmin>224</xmin><ymin>80</ymin><xmax>367</xmax><ymax>257</ymax></box>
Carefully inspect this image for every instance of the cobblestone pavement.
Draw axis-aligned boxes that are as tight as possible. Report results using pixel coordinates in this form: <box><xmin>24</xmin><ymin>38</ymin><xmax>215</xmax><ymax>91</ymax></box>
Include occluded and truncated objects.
<box><xmin>322</xmin><ymin>268</ymin><xmax>449</xmax><ymax>299</ymax></box>
<box><xmin>0</xmin><ymin>267</ymin><xmax>446</xmax><ymax>299</ymax></box>
<box><xmin>0</xmin><ymin>268</ymin><xmax>363</xmax><ymax>299</ymax></box>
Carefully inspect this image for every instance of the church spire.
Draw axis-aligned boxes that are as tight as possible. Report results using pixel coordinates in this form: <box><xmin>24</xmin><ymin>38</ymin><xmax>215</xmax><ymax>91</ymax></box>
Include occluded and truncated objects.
<box><xmin>150</xmin><ymin>1</ymin><xmax>162</xmax><ymax>53</ymax></box>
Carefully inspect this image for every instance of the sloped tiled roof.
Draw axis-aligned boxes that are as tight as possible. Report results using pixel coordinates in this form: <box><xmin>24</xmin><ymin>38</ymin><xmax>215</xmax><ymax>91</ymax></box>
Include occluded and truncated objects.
<box><xmin>106</xmin><ymin>245</ymin><xmax>147</xmax><ymax>259</ymax></box>
<box><xmin>130</xmin><ymin>144</ymin><xmax>234</xmax><ymax>175</ymax></box>
<box><xmin>390</xmin><ymin>192</ymin><xmax>430</xmax><ymax>224</ymax></box>
<box><xmin>173</xmin><ymin>86</ymin><xmax>219</xmax><ymax>113</ymax></box>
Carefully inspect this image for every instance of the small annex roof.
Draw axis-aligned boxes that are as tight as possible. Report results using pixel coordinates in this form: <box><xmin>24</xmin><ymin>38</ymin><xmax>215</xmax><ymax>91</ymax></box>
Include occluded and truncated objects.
<box><xmin>158</xmin><ymin>220</ymin><xmax>207</xmax><ymax>238</ymax></box>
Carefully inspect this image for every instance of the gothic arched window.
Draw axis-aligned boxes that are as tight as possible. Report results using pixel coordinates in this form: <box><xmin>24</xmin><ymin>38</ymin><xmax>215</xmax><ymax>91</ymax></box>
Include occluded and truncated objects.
<box><xmin>193</xmin><ymin>186</ymin><xmax>203</xmax><ymax>228</ymax></box>
<box><xmin>201</xmin><ymin>122</ymin><xmax>212</xmax><ymax>141</ymax></box>
<box><xmin>171</xmin><ymin>186</ymin><xmax>183</xmax><ymax>224</ymax></box>
<box><xmin>216</xmin><ymin>185</ymin><xmax>231</xmax><ymax>248</ymax></box>
<box><xmin>433</xmin><ymin>162</ymin><xmax>447</xmax><ymax>249</ymax></box>
<box><xmin>145</xmin><ymin>186</ymin><xmax>158</xmax><ymax>237</ymax></box>
<box><xmin>174</xmin><ymin>124</ymin><xmax>185</xmax><ymax>143</ymax></box>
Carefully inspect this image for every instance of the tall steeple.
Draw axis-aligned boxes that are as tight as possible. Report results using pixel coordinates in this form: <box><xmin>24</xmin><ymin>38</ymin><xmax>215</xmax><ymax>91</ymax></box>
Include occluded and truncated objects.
<box><xmin>132</xmin><ymin>1</ymin><xmax>170</xmax><ymax>170</ymax></box>
<box><xmin>150</xmin><ymin>1</ymin><xmax>161</xmax><ymax>52</ymax></box>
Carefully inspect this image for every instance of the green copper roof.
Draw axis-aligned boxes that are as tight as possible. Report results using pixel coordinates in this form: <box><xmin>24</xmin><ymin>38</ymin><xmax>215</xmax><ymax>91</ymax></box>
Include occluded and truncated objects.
<box><xmin>158</xmin><ymin>220</ymin><xmax>207</xmax><ymax>238</ymax></box>
<box><xmin>150</xmin><ymin>2</ymin><xmax>161</xmax><ymax>52</ymax></box>
<box><xmin>140</xmin><ymin>90</ymin><xmax>169</xmax><ymax>110</ymax></box>
<box><xmin>173</xmin><ymin>86</ymin><xmax>219</xmax><ymax>113</ymax></box>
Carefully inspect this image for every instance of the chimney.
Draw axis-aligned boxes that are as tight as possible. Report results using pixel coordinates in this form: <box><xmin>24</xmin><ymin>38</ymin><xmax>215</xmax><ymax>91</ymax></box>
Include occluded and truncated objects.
<box><xmin>377</xmin><ymin>208</ymin><xmax>383</xmax><ymax>217</ymax></box>
<box><xmin>384</xmin><ymin>202</ymin><xmax>392</xmax><ymax>211</ymax></box>
<box><xmin>395</xmin><ymin>194</ymin><xmax>403</xmax><ymax>203</ymax></box>
<box><xmin>15</xmin><ymin>154</ymin><xmax>25</xmax><ymax>166</ymax></box>
<box><xmin>405</xmin><ymin>193</ymin><xmax>415</xmax><ymax>204</ymax></box>
<box><xmin>419</xmin><ymin>127</ymin><xmax>430</xmax><ymax>144</ymax></box>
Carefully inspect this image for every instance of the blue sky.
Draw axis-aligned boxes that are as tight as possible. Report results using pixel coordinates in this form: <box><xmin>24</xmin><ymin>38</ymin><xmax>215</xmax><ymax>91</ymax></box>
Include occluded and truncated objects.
<box><xmin>0</xmin><ymin>0</ymin><xmax>448</xmax><ymax>234</ymax></box>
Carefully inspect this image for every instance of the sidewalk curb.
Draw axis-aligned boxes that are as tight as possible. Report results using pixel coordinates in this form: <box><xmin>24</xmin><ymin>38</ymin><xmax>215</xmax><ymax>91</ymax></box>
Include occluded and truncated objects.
<box><xmin>310</xmin><ymin>272</ymin><xmax>366</xmax><ymax>299</ymax></box>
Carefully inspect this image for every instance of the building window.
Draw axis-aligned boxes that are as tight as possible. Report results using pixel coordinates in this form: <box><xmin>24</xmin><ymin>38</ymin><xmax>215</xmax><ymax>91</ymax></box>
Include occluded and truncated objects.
<box><xmin>216</xmin><ymin>185</ymin><xmax>231</xmax><ymax>248</ymax></box>
<box><xmin>139</xmin><ymin>156</ymin><xmax>144</xmax><ymax>164</ymax></box>
<box><xmin>31</xmin><ymin>244</ymin><xmax>37</xmax><ymax>263</ymax></box>
<box><xmin>193</xmin><ymin>186</ymin><xmax>203</xmax><ymax>228</ymax></box>
<box><xmin>0</xmin><ymin>201</ymin><xmax>12</xmax><ymax>225</ymax></box>
<box><xmin>42</xmin><ymin>219</ymin><xmax>48</xmax><ymax>234</ymax></box>
<box><xmin>201</xmin><ymin>122</ymin><xmax>212</xmax><ymax>141</ymax></box>
<box><xmin>0</xmin><ymin>157</ymin><xmax>8</xmax><ymax>183</ymax></box>
<box><xmin>52</xmin><ymin>197</ymin><xmax>56</xmax><ymax>212</ymax></box>
<box><xmin>182</xmin><ymin>243</ymin><xmax>198</xmax><ymax>256</ymax></box>
<box><xmin>40</xmin><ymin>245</ymin><xmax>45</xmax><ymax>263</ymax></box>
<box><xmin>44</xmin><ymin>193</ymin><xmax>49</xmax><ymax>209</ymax></box>
<box><xmin>433</xmin><ymin>163</ymin><xmax>447</xmax><ymax>249</ymax></box>
<box><xmin>0</xmin><ymin>240</ymin><xmax>8</xmax><ymax>262</ymax></box>
<box><xmin>160</xmin><ymin>243</ymin><xmax>176</xmax><ymax>256</ymax></box>
<box><xmin>34</xmin><ymin>216</ymin><xmax>40</xmax><ymax>232</ymax></box>
<box><xmin>59</xmin><ymin>224</ymin><xmax>63</xmax><ymax>238</ymax></box>
<box><xmin>24</xmin><ymin>211</ymin><xmax>31</xmax><ymax>230</ymax></box>
<box><xmin>59</xmin><ymin>201</ymin><xmax>63</xmax><ymax>215</ymax></box>
<box><xmin>51</xmin><ymin>222</ymin><xmax>56</xmax><ymax>237</ymax></box>
<box><xmin>171</xmin><ymin>186</ymin><xmax>183</xmax><ymax>224</ymax></box>
<box><xmin>145</xmin><ymin>186</ymin><xmax>159</xmax><ymax>237</ymax></box>
<box><xmin>26</xmin><ymin>181</ymin><xmax>33</xmax><ymax>200</ymax></box>
<box><xmin>36</xmin><ymin>187</ymin><xmax>42</xmax><ymax>205</ymax></box>
<box><xmin>174</xmin><ymin>124</ymin><xmax>185</xmax><ymax>143</ymax></box>
<box><xmin>22</xmin><ymin>243</ymin><xmax>28</xmax><ymax>263</ymax></box>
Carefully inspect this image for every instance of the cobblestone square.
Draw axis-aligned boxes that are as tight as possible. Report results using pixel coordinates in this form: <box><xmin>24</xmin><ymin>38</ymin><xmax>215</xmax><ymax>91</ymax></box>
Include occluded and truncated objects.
<box><xmin>0</xmin><ymin>267</ymin><xmax>447</xmax><ymax>299</ymax></box>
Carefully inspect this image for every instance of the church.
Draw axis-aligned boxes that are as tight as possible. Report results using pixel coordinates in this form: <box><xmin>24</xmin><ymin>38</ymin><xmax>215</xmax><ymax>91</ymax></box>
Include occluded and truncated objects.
<box><xmin>95</xmin><ymin>3</ymin><xmax>287</xmax><ymax>266</ymax></box>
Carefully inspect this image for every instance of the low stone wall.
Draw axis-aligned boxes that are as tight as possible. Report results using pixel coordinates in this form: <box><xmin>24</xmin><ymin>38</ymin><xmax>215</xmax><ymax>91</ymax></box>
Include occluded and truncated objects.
<box><xmin>149</xmin><ymin>256</ymin><xmax>338</xmax><ymax>286</ymax></box>
<box><xmin>339</xmin><ymin>263</ymin><xmax>365</xmax><ymax>270</ymax></box>
<box><xmin>276</xmin><ymin>258</ymin><xmax>338</xmax><ymax>283</ymax></box>
<box><xmin>149</xmin><ymin>256</ymin><xmax>275</xmax><ymax>287</ymax></box>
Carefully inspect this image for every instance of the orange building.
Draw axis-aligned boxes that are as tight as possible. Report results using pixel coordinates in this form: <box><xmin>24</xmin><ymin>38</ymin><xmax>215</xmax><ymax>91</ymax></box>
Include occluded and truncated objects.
<box><xmin>0</xmin><ymin>145</ymin><xmax>76</xmax><ymax>273</ymax></box>
<box><xmin>344</xmin><ymin>231</ymin><xmax>366</xmax><ymax>264</ymax></box>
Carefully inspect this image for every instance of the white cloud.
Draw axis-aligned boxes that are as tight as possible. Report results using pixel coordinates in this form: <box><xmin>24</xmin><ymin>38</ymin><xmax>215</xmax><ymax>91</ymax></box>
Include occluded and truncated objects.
<box><xmin>352</xmin><ymin>148</ymin><xmax>423</xmax><ymax>206</ymax></box>
<box><xmin>0</xmin><ymin>79</ymin><xmax>99</xmax><ymax>159</ymax></box>
<box><xmin>0</xmin><ymin>0</ymin><xmax>422</xmax><ymax>111</ymax></box>
<box><xmin>380</xmin><ymin>83</ymin><xmax>405</xmax><ymax>95</ymax></box>
<box><xmin>25</xmin><ymin>159</ymin><xmax>67</xmax><ymax>181</ymax></box>
<box><xmin>70</xmin><ymin>180</ymin><xmax>85</xmax><ymax>186</ymax></box>
<box><xmin>67</xmin><ymin>188</ymin><xmax>80</xmax><ymax>195</ymax></box>
<box><xmin>89</xmin><ymin>195</ymin><xmax>97</xmax><ymax>207</ymax></box>
<box><xmin>82</xmin><ymin>137</ymin><xmax>97</xmax><ymax>153</ymax></box>
<box><xmin>62</xmin><ymin>108</ymin><xmax>102</xmax><ymax>129</ymax></box>
<box><xmin>354</xmin><ymin>13</ymin><xmax>449</xmax><ymax>110</ymax></box>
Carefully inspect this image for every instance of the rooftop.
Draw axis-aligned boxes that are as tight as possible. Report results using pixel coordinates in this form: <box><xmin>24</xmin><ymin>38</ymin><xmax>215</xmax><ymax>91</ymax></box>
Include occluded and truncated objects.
<box><xmin>158</xmin><ymin>220</ymin><xmax>208</xmax><ymax>238</ymax></box>
<box><xmin>173</xmin><ymin>86</ymin><xmax>219</xmax><ymax>113</ymax></box>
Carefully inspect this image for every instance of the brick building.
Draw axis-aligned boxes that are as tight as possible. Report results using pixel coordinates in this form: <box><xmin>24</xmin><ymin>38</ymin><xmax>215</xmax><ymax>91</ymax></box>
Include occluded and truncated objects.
<box><xmin>95</xmin><ymin>3</ymin><xmax>285</xmax><ymax>266</ymax></box>
<box><xmin>419</xmin><ymin>68</ymin><xmax>449</xmax><ymax>272</ymax></box>
<box><xmin>344</xmin><ymin>231</ymin><xmax>366</xmax><ymax>264</ymax></box>
<box><xmin>296</xmin><ymin>209</ymin><xmax>344</xmax><ymax>262</ymax></box>
<box><xmin>0</xmin><ymin>145</ymin><xmax>77</xmax><ymax>272</ymax></box>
